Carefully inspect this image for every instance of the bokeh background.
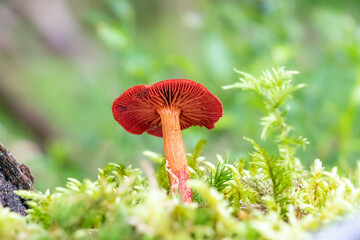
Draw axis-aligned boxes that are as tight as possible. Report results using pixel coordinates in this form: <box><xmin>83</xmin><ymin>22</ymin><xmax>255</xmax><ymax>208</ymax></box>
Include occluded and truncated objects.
<box><xmin>0</xmin><ymin>0</ymin><xmax>359</xmax><ymax>191</ymax></box>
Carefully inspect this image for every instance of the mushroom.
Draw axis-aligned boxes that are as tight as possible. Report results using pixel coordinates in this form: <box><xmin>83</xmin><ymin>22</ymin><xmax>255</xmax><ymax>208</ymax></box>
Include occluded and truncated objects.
<box><xmin>112</xmin><ymin>79</ymin><xmax>223</xmax><ymax>203</ymax></box>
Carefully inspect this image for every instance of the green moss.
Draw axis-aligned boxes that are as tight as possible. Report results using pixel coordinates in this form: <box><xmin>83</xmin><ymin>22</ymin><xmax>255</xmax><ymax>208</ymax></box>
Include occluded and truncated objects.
<box><xmin>3</xmin><ymin>67</ymin><xmax>359</xmax><ymax>239</ymax></box>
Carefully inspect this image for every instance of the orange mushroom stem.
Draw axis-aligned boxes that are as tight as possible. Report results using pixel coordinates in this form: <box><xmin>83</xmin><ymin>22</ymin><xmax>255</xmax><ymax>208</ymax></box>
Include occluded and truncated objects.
<box><xmin>157</xmin><ymin>106</ymin><xmax>192</xmax><ymax>203</ymax></box>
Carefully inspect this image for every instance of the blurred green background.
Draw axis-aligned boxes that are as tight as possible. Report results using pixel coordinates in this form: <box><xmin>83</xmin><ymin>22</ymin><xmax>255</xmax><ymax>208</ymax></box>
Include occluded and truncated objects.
<box><xmin>0</xmin><ymin>0</ymin><xmax>359</xmax><ymax>191</ymax></box>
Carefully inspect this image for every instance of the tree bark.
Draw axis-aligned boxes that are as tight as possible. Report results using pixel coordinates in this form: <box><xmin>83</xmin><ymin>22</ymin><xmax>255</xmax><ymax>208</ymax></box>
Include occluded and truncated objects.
<box><xmin>0</xmin><ymin>143</ymin><xmax>34</xmax><ymax>215</ymax></box>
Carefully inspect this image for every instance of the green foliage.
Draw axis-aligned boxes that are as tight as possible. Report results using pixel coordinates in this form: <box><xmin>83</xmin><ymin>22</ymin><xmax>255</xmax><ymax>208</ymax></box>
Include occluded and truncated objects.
<box><xmin>224</xmin><ymin>68</ymin><xmax>309</xmax><ymax>216</ymax></box>
<box><xmin>156</xmin><ymin>159</ymin><xmax>169</xmax><ymax>191</ymax></box>
<box><xmin>2</xmin><ymin>67</ymin><xmax>360</xmax><ymax>239</ymax></box>
<box><xmin>208</xmin><ymin>155</ymin><xmax>232</xmax><ymax>192</ymax></box>
<box><xmin>224</xmin><ymin>67</ymin><xmax>306</xmax><ymax>142</ymax></box>
<box><xmin>0</xmin><ymin>207</ymin><xmax>45</xmax><ymax>240</ymax></box>
<box><xmin>188</xmin><ymin>139</ymin><xmax>207</xmax><ymax>173</ymax></box>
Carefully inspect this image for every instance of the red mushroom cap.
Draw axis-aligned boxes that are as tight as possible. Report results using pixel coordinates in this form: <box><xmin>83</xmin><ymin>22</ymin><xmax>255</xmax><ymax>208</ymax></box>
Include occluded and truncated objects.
<box><xmin>112</xmin><ymin>79</ymin><xmax>223</xmax><ymax>137</ymax></box>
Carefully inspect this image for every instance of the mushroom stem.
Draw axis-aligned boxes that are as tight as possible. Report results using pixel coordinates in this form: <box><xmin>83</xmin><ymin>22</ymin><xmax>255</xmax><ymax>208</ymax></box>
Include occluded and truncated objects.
<box><xmin>157</xmin><ymin>107</ymin><xmax>192</xmax><ymax>203</ymax></box>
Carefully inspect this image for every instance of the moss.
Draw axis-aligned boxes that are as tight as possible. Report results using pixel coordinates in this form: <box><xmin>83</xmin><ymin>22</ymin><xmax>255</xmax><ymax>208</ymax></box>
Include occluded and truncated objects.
<box><xmin>2</xmin><ymin>67</ymin><xmax>359</xmax><ymax>239</ymax></box>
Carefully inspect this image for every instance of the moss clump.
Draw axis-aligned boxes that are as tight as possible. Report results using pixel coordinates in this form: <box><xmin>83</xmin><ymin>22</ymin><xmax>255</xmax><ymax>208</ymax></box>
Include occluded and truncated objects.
<box><xmin>3</xmin><ymin>67</ymin><xmax>359</xmax><ymax>239</ymax></box>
